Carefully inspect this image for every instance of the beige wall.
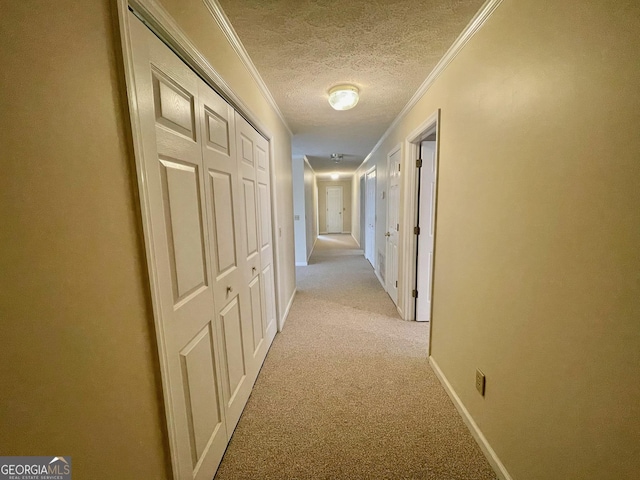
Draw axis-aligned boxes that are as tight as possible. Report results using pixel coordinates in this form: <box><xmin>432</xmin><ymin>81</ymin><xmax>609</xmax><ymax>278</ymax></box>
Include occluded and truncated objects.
<box><xmin>304</xmin><ymin>159</ymin><xmax>318</xmax><ymax>257</ymax></box>
<box><xmin>292</xmin><ymin>157</ymin><xmax>307</xmax><ymax>264</ymax></box>
<box><xmin>355</xmin><ymin>1</ymin><xmax>640</xmax><ymax>478</ymax></box>
<box><xmin>0</xmin><ymin>1</ymin><xmax>169</xmax><ymax>477</ymax></box>
<box><xmin>157</xmin><ymin>0</ymin><xmax>296</xmax><ymax>320</ymax></box>
<box><xmin>0</xmin><ymin>0</ymin><xmax>295</xmax><ymax>477</ymax></box>
<box><xmin>318</xmin><ymin>180</ymin><xmax>352</xmax><ymax>234</ymax></box>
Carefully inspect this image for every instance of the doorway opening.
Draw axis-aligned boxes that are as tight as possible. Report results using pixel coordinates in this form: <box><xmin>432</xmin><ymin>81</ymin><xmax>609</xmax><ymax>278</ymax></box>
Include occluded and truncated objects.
<box><xmin>402</xmin><ymin>110</ymin><xmax>440</xmax><ymax>348</ymax></box>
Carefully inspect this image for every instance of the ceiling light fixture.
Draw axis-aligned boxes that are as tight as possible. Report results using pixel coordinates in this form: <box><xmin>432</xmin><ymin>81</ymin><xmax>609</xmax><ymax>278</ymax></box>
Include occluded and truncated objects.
<box><xmin>331</xmin><ymin>153</ymin><xmax>343</xmax><ymax>163</ymax></box>
<box><xmin>331</xmin><ymin>173</ymin><xmax>340</xmax><ymax>180</ymax></box>
<box><xmin>328</xmin><ymin>85</ymin><xmax>359</xmax><ymax>111</ymax></box>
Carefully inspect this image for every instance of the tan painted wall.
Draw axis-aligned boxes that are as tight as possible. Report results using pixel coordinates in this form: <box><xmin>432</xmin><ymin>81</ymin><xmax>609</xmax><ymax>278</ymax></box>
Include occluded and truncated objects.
<box><xmin>293</xmin><ymin>157</ymin><xmax>307</xmax><ymax>264</ymax></box>
<box><xmin>304</xmin><ymin>159</ymin><xmax>318</xmax><ymax>256</ymax></box>
<box><xmin>318</xmin><ymin>180</ymin><xmax>352</xmax><ymax>234</ymax></box>
<box><xmin>0</xmin><ymin>1</ymin><xmax>169</xmax><ymax>477</ymax></box>
<box><xmin>157</xmin><ymin>0</ymin><xmax>296</xmax><ymax>320</ymax></box>
<box><xmin>0</xmin><ymin>0</ymin><xmax>295</xmax><ymax>477</ymax></box>
<box><xmin>355</xmin><ymin>1</ymin><xmax>640</xmax><ymax>478</ymax></box>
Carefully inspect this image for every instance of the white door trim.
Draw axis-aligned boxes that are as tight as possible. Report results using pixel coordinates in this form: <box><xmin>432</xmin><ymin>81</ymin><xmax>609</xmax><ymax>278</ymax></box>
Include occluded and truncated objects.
<box><xmin>401</xmin><ymin>110</ymin><xmax>440</xmax><ymax>350</ymax></box>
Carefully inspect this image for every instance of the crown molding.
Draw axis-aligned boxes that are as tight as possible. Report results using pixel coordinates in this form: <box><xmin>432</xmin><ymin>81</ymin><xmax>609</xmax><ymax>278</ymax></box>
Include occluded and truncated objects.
<box><xmin>359</xmin><ymin>0</ymin><xmax>503</xmax><ymax>169</ymax></box>
<box><xmin>203</xmin><ymin>0</ymin><xmax>293</xmax><ymax>137</ymax></box>
<box><xmin>303</xmin><ymin>155</ymin><xmax>318</xmax><ymax>177</ymax></box>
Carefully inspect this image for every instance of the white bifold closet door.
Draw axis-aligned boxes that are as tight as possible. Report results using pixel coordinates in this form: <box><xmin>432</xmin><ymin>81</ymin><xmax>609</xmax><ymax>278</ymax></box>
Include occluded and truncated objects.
<box><xmin>129</xmin><ymin>12</ymin><xmax>276</xmax><ymax>480</ymax></box>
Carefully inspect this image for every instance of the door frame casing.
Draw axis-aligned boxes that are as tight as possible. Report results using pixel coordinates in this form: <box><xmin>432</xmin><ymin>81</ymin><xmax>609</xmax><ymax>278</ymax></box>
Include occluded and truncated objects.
<box><xmin>400</xmin><ymin>110</ymin><xmax>440</xmax><ymax>347</ymax></box>
<box><xmin>115</xmin><ymin>1</ymin><xmax>284</xmax><ymax>477</ymax></box>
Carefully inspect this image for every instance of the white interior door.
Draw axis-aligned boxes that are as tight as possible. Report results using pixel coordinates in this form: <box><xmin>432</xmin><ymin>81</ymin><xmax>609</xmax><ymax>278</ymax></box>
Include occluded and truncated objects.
<box><xmin>252</xmin><ymin>119</ymin><xmax>278</xmax><ymax>346</ymax></box>
<box><xmin>326</xmin><ymin>186</ymin><xmax>343</xmax><ymax>233</ymax></box>
<box><xmin>129</xmin><ymin>13</ymin><xmax>278</xmax><ymax>479</ymax></box>
<box><xmin>130</xmin><ymin>14</ymin><xmax>228</xmax><ymax>478</ymax></box>
<box><xmin>236</xmin><ymin>114</ymin><xmax>277</xmax><ymax>376</ymax></box>
<box><xmin>365</xmin><ymin>168</ymin><xmax>376</xmax><ymax>266</ymax></box>
<box><xmin>416</xmin><ymin>141</ymin><xmax>436</xmax><ymax>322</ymax></box>
<box><xmin>386</xmin><ymin>148</ymin><xmax>401</xmax><ymax>305</ymax></box>
<box><xmin>199</xmin><ymin>82</ymin><xmax>253</xmax><ymax>436</ymax></box>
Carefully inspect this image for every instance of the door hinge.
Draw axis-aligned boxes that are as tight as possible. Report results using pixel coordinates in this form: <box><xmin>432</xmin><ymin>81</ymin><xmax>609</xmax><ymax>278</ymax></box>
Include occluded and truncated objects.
<box><xmin>396</xmin><ymin>223</ymin><xmax>399</xmax><ymax>231</ymax></box>
<box><xmin>416</xmin><ymin>158</ymin><xmax>423</xmax><ymax>168</ymax></box>
<box><xmin>395</xmin><ymin>280</ymin><xmax>398</xmax><ymax>288</ymax></box>
<box><xmin>414</xmin><ymin>226</ymin><xmax>420</xmax><ymax>235</ymax></box>
<box><xmin>398</xmin><ymin>164</ymin><xmax>401</xmax><ymax>172</ymax></box>
<box><xmin>412</xmin><ymin>289</ymin><xmax>418</xmax><ymax>298</ymax></box>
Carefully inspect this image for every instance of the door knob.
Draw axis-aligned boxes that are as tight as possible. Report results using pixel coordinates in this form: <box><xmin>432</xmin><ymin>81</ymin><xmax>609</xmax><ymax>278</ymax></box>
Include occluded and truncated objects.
<box><xmin>252</xmin><ymin>267</ymin><xmax>257</xmax><ymax>274</ymax></box>
<box><xmin>226</xmin><ymin>286</ymin><xmax>233</xmax><ymax>294</ymax></box>
<box><xmin>385</xmin><ymin>232</ymin><xmax>390</xmax><ymax>237</ymax></box>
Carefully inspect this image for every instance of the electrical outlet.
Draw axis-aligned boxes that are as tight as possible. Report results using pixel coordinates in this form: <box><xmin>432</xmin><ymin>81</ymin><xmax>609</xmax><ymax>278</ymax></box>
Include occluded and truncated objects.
<box><xmin>476</xmin><ymin>369</ymin><xmax>486</xmax><ymax>396</ymax></box>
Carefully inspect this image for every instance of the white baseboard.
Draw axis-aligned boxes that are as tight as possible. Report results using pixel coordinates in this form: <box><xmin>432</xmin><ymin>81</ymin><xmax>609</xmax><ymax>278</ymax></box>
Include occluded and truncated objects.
<box><xmin>307</xmin><ymin>236</ymin><xmax>317</xmax><ymax>262</ymax></box>
<box><xmin>428</xmin><ymin>357</ymin><xmax>512</xmax><ymax>480</ymax></box>
<box><xmin>374</xmin><ymin>269</ymin><xmax>385</xmax><ymax>290</ymax></box>
<box><xmin>351</xmin><ymin>233</ymin><xmax>360</xmax><ymax>248</ymax></box>
<box><xmin>295</xmin><ymin>261</ymin><xmax>308</xmax><ymax>266</ymax></box>
<box><xmin>278</xmin><ymin>288</ymin><xmax>296</xmax><ymax>332</ymax></box>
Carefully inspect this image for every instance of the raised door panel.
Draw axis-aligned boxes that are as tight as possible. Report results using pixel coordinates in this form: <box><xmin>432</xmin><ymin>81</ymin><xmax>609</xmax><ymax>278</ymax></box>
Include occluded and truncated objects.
<box><xmin>208</xmin><ymin>170</ymin><xmax>237</xmax><ymax>277</ymax></box>
<box><xmin>262</xmin><ymin>263</ymin><xmax>276</xmax><ymax>335</ymax></box>
<box><xmin>240</xmin><ymin>135</ymin><xmax>253</xmax><ymax>166</ymax></box>
<box><xmin>220</xmin><ymin>298</ymin><xmax>246</xmax><ymax>404</ymax></box>
<box><xmin>159</xmin><ymin>158</ymin><xmax>207</xmax><ymax>302</ymax></box>
<box><xmin>179</xmin><ymin>324</ymin><xmax>225</xmax><ymax>469</ymax></box>
<box><xmin>218</xmin><ymin>294</ymin><xmax>253</xmax><ymax>434</ymax></box>
<box><xmin>243</xmin><ymin>179</ymin><xmax>259</xmax><ymax>259</ymax></box>
<box><xmin>249</xmin><ymin>275</ymin><xmax>264</xmax><ymax>356</ymax></box>
<box><xmin>205</xmin><ymin>109</ymin><xmax>230</xmax><ymax>154</ymax></box>
<box><xmin>152</xmin><ymin>70</ymin><xmax>196</xmax><ymax>140</ymax></box>
<box><xmin>258</xmin><ymin>183</ymin><xmax>271</xmax><ymax>249</ymax></box>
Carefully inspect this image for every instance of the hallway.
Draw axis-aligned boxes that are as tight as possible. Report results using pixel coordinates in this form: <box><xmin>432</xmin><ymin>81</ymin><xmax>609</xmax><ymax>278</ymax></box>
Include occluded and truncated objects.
<box><xmin>215</xmin><ymin>235</ymin><xmax>496</xmax><ymax>479</ymax></box>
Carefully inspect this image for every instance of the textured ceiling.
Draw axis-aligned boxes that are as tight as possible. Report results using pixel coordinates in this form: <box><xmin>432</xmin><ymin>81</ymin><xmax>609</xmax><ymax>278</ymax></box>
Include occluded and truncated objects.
<box><xmin>217</xmin><ymin>0</ymin><xmax>485</xmax><ymax>176</ymax></box>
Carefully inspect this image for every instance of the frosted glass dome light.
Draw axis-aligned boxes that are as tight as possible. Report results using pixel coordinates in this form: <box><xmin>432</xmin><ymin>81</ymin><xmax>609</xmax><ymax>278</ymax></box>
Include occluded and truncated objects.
<box><xmin>328</xmin><ymin>85</ymin><xmax>359</xmax><ymax>111</ymax></box>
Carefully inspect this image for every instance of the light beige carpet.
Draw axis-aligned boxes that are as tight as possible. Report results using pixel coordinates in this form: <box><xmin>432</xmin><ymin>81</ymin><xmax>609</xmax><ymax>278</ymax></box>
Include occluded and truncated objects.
<box><xmin>214</xmin><ymin>234</ymin><xmax>497</xmax><ymax>480</ymax></box>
